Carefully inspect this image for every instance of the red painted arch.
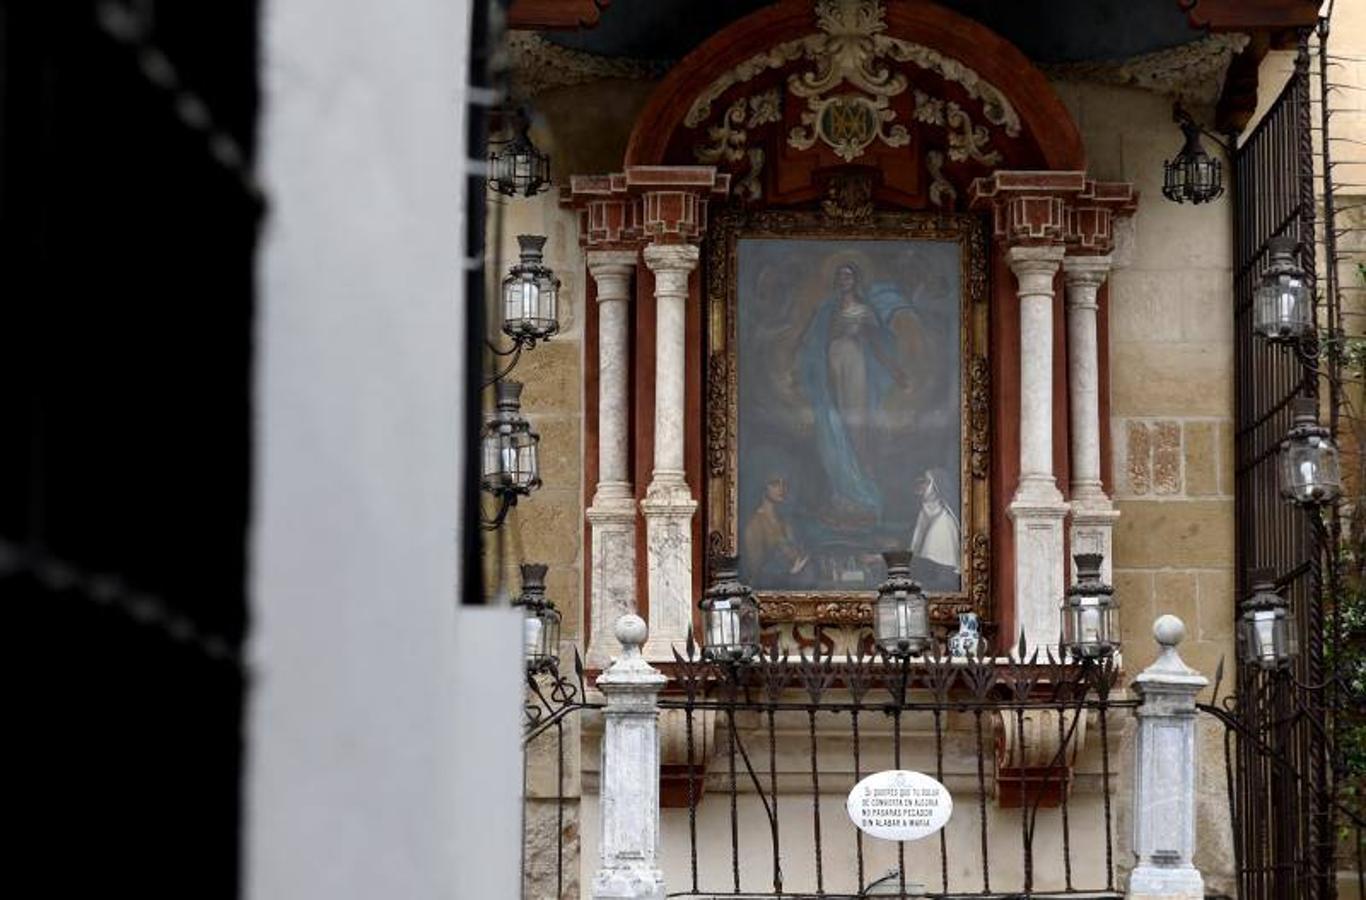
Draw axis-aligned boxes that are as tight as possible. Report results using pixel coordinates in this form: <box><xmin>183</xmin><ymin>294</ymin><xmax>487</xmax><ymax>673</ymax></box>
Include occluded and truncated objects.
<box><xmin>624</xmin><ymin>0</ymin><xmax>1085</xmax><ymax>172</ymax></box>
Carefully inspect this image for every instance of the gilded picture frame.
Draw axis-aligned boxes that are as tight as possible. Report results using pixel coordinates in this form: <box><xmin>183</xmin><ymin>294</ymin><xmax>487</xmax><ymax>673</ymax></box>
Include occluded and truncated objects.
<box><xmin>704</xmin><ymin>207</ymin><xmax>990</xmax><ymax>627</ymax></box>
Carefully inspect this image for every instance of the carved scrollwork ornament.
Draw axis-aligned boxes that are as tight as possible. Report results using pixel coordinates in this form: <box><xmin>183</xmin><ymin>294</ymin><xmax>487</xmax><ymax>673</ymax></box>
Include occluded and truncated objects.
<box><xmin>707</xmin><ymin>352</ymin><xmax>730</xmax><ymax>477</ymax></box>
<box><xmin>969</xmin><ymin>532</ymin><xmax>990</xmax><ymax>615</ymax></box>
<box><xmin>969</xmin><ymin>354</ymin><xmax>990</xmax><ymax>479</ymax></box>
<box><xmin>684</xmin><ymin>0</ymin><xmax>1019</xmax><ymax>165</ymax></box>
<box><xmin>927</xmin><ymin>150</ymin><xmax>956</xmax><ymax>210</ymax></box>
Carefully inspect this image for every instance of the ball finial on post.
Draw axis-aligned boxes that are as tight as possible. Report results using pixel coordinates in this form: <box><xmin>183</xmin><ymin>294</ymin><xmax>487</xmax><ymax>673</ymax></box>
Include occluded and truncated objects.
<box><xmin>1153</xmin><ymin>614</ymin><xmax>1186</xmax><ymax>648</ymax></box>
<box><xmin>614</xmin><ymin>613</ymin><xmax>649</xmax><ymax>658</ymax></box>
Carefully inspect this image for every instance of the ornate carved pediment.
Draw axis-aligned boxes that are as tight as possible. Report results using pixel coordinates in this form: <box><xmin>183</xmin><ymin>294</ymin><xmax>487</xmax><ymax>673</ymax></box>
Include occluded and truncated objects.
<box><xmin>674</xmin><ymin>0</ymin><xmax>1027</xmax><ymax>208</ymax></box>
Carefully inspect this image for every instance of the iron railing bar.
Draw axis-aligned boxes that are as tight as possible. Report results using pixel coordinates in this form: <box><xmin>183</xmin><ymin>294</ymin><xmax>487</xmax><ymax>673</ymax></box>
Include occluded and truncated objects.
<box><xmin>659</xmin><ymin>698</ymin><xmax>1137</xmax><ymax>713</ymax></box>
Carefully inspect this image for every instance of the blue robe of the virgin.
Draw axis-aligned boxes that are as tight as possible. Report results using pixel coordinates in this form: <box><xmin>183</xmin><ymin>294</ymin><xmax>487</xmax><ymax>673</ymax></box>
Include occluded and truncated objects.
<box><xmin>796</xmin><ymin>282</ymin><xmax>912</xmax><ymax>521</ymax></box>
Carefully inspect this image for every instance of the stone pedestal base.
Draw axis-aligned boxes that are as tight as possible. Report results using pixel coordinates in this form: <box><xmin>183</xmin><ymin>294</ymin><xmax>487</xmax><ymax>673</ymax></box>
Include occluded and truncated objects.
<box><xmin>640</xmin><ymin>483</ymin><xmax>696</xmax><ymax>662</ymax></box>
<box><xmin>587</xmin><ymin>485</ymin><xmax>638</xmax><ymax>668</ymax></box>
<box><xmin>1127</xmin><ymin>864</ymin><xmax>1204</xmax><ymax>899</ymax></box>
<box><xmin>1070</xmin><ymin>501</ymin><xmax>1120</xmax><ymax>584</ymax></box>
<box><xmin>1009</xmin><ymin>485</ymin><xmax>1069</xmax><ymax>652</ymax></box>
<box><xmin>592</xmin><ymin>867</ymin><xmax>666</xmax><ymax>900</ymax></box>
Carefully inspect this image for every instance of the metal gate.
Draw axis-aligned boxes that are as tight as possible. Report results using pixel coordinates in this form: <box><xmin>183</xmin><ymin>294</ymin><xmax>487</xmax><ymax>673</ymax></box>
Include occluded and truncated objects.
<box><xmin>1220</xmin><ymin>19</ymin><xmax>1364</xmax><ymax>900</ymax></box>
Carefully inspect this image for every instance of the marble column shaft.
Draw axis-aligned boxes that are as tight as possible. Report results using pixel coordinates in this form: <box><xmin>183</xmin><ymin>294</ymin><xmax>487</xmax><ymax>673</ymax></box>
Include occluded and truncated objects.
<box><xmin>1063</xmin><ymin>254</ymin><xmax>1120</xmax><ymax>583</ymax></box>
<box><xmin>1006</xmin><ymin>244</ymin><xmax>1069</xmax><ymax>650</ymax></box>
<box><xmin>586</xmin><ymin>250</ymin><xmax>640</xmax><ymax>666</ymax></box>
<box><xmin>640</xmin><ymin>243</ymin><xmax>699</xmax><ymax>661</ymax></box>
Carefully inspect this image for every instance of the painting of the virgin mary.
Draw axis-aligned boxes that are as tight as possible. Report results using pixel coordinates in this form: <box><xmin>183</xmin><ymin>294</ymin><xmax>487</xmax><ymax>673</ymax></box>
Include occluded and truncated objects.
<box><xmin>798</xmin><ymin>261</ymin><xmax>912</xmax><ymax>524</ymax></box>
<box><xmin>736</xmin><ymin>237</ymin><xmax>962</xmax><ymax>593</ymax></box>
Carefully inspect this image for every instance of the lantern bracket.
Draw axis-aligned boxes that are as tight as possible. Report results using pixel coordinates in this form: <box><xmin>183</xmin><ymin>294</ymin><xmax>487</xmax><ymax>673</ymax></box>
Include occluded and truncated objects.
<box><xmin>1172</xmin><ymin>103</ymin><xmax>1231</xmax><ymax>154</ymax></box>
<box><xmin>480</xmin><ymin>491</ymin><xmax>518</xmax><ymax>531</ymax></box>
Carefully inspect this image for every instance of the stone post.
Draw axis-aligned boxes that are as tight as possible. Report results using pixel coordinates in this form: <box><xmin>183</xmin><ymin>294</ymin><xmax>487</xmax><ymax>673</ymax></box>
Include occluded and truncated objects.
<box><xmin>591</xmin><ymin>614</ymin><xmax>668</xmax><ymax>900</ymax></box>
<box><xmin>640</xmin><ymin>242</ymin><xmax>699</xmax><ymax>661</ymax></box>
<box><xmin>1006</xmin><ymin>244</ymin><xmax>1070</xmax><ymax>650</ymax></box>
<box><xmin>1063</xmin><ymin>253</ymin><xmax>1120</xmax><ymax>584</ymax></box>
<box><xmin>586</xmin><ymin>250</ymin><xmax>640</xmax><ymax>667</ymax></box>
<box><xmin>1128</xmin><ymin>614</ymin><xmax>1208</xmax><ymax>900</ymax></box>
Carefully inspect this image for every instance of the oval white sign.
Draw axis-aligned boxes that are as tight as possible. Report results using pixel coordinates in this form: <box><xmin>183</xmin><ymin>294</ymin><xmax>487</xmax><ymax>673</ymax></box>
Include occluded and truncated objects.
<box><xmin>846</xmin><ymin>770</ymin><xmax>953</xmax><ymax>842</ymax></box>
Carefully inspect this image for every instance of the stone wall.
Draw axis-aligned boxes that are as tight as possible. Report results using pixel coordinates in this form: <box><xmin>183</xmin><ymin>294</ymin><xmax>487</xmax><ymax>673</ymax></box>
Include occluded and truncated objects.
<box><xmin>491</xmin><ymin>80</ymin><xmax>657</xmax><ymax>900</ymax></box>
<box><xmin>499</xmin><ymin>68</ymin><xmax>1250</xmax><ymax>899</ymax></box>
<box><xmin>1050</xmin><ymin>79</ymin><xmax>1239</xmax><ymax>893</ymax></box>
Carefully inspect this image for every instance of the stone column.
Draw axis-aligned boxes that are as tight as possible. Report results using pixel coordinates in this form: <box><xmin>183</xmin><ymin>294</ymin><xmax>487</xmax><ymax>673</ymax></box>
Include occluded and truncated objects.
<box><xmin>591</xmin><ymin>614</ymin><xmax>667</xmax><ymax>900</ymax></box>
<box><xmin>1129</xmin><ymin>615</ymin><xmax>1208</xmax><ymax>900</ymax></box>
<box><xmin>640</xmin><ymin>242</ymin><xmax>699</xmax><ymax>660</ymax></box>
<box><xmin>1006</xmin><ymin>244</ymin><xmax>1070</xmax><ymax>650</ymax></box>
<box><xmin>1063</xmin><ymin>254</ymin><xmax>1120</xmax><ymax>584</ymax></box>
<box><xmin>586</xmin><ymin>250</ymin><xmax>640</xmax><ymax>667</ymax></box>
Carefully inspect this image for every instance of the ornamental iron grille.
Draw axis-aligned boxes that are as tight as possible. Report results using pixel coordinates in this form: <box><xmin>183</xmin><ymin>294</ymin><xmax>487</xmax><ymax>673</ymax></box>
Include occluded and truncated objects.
<box><xmin>661</xmin><ymin>633</ymin><xmax>1129</xmax><ymax>899</ymax></box>
<box><xmin>1221</xmin><ymin>22</ymin><xmax>1363</xmax><ymax>900</ymax></box>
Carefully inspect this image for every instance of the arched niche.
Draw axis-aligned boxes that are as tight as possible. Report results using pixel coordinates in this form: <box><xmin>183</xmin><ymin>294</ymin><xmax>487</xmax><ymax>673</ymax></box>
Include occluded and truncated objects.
<box><xmin>571</xmin><ymin>1</ymin><xmax>1128</xmax><ymax>652</ymax></box>
<box><xmin>624</xmin><ymin>0</ymin><xmax>1084</xmax><ymax>209</ymax></box>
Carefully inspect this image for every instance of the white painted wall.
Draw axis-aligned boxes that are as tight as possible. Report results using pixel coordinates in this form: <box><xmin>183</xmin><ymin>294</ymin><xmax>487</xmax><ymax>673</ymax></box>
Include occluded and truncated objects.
<box><xmin>248</xmin><ymin>1</ymin><xmax>522</xmax><ymax>897</ymax></box>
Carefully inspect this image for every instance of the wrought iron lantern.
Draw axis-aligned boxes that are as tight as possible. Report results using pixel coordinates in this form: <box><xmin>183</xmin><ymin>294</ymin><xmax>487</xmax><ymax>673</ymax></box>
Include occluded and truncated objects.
<box><xmin>514</xmin><ymin>563</ymin><xmax>561</xmax><ymax>673</ymax></box>
<box><xmin>1060</xmin><ymin>553</ymin><xmax>1120</xmax><ymax>660</ymax></box>
<box><xmin>1279</xmin><ymin>396</ymin><xmax>1341</xmax><ymax>506</ymax></box>
<box><xmin>1237</xmin><ymin>568</ymin><xmax>1296</xmax><ymax>670</ymax></box>
<box><xmin>1253</xmin><ymin>236</ymin><xmax>1312</xmax><ymax>342</ymax></box>
<box><xmin>502</xmin><ymin>234</ymin><xmax>560</xmax><ymax>345</ymax></box>
<box><xmin>874</xmin><ymin>550</ymin><xmax>930</xmax><ymax>658</ymax></box>
<box><xmin>480</xmin><ymin>379</ymin><xmax>540</xmax><ymax>528</ymax></box>
<box><xmin>699</xmin><ymin>556</ymin><xmax>760</xmax><ymax>663</ymax></box>
<box><xmin>488</xmin><ymin>109</ymin><xmax>551</xmax><ymax>198</ymax></box>
<box><xmin>1162</xmin><ymin>115</ymin><xmax>1224</xmax><ymax>205</ymax></box>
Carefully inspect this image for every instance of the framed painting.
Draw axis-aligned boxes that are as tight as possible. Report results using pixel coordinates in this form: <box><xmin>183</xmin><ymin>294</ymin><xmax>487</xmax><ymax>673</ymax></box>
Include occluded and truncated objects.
<box><xmin>704</xmin><ymin>208</ymin><xmax>990</xmax><ymax>626</ymax></box>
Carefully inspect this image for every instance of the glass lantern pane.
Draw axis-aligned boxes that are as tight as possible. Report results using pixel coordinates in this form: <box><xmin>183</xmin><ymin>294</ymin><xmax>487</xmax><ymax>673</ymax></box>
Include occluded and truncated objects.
<box><xmin>482</xmin><ymin>432</ymin><xmax>509</xmax><ymax>486</ymax></box>
<box><xmin>705</xmin><ymin>600</ymin><xmax>737</xmax><ymax>649</ymax></box>
<box><xmin>541</xmin><ymin>608</ymin><xmax>561</xmax><ymax>664</ymax></box>
<box><xmin>536</xmin><ymin>275</ymin><xmax>558</xmax><ymax>322</ymax></box>
<box><xmin>504</xmin><ymin>279</ymin><xmax>534</xmax><ymax>326</ymax></box>
<box><xmin>514</xmin><ymin>440</ymin><xmax>539</xmax><ymax>490</ymax></box>
<box><xmin>1281</xmin><ymin>439</ymin><xmax>1341</xmax><ymax>503</ymax></box>
<box><xmin>523</xmin><ymin>607</ymin><xmax>543</xmax><ymax>658</ymax></box>
<box><xmin>495</xmin><ymin>152</ymin><xmax>516</xmax><ymax>185</ymax></box>
<box><xmin>738</xmin><ymin>600</ymin><xmax>759</xmax><ymax>647</ymax></box>
<box><xmin>875</xmin><ymin>600</ymin><xmax>898</xmax><ymax>647</ymax></box>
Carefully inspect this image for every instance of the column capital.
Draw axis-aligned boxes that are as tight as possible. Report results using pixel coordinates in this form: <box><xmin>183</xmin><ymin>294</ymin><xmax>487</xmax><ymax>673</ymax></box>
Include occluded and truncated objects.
<box><xmin>1062</xmin><ymin>253</ymin><xmax>1112</xmax><ymax>309</ymax></box>
<box><xmin>587</xmin><ymin>250</ymin><xmax>639</xmax><ymax>305</ymax></box>
<box><xmin>1006</xmin><ymin>243</ymin><xmax>1067</xmax><ymax>269</ymax></box>
<box><xmin>1062</xmin><ymin>252</ymin><xmax>1113</xmax><ymax>281</ymax></box>
<box><xmin>642</xmin><ymin>242</ymin><xmax>700</xmax><ymax>274</ymax></box>
<box><xmin>586</xmin><ymin>249</ymin><xmax>641</xmax><ymax>271</ymax></box>
<box><xmin>1006</xmin><ymin>244</ymin><xmax>1065</xmax><ymax>293</ymax></box>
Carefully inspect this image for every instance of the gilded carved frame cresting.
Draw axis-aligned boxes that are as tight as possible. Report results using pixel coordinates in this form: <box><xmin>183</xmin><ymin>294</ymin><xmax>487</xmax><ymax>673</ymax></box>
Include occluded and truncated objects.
<box><xmin>704</xmin><ymin>207</ymin><xmax>990</xmax><ymax>627</ymax></box>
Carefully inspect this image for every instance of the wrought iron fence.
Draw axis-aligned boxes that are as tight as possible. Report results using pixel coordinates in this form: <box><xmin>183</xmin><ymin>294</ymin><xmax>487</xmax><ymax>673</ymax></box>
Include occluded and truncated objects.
<box><xmin>658</xmin><ymin>634</ymin><xmax>1133</xmax><ymax>899</ymax></box>
<box><xmin>1227</xmin><ymin>19</ymin><xmax>1364</xmax><ymax>900</ymax></box>
<box><xmin>524</xmin><ymin>653</ymin><xmax>601</xmax><ymax>900</ymax></box>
